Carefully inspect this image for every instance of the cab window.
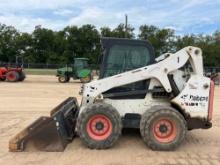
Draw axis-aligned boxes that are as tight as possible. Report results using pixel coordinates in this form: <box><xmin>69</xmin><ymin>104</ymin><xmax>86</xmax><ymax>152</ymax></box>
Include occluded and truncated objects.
<box><xmin>74</xmin><ymin>59</ymin><xmax>88</xmax><ymax>69</ymax></box>
<box><xmin>104</xmin><ymin>45</ymin><xmax>151</xmax><ymax>77</ymax></box>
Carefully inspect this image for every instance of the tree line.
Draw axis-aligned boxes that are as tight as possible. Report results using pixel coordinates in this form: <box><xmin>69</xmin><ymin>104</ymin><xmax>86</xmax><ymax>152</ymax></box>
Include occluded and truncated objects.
<box><xmin>0</xmin><ymin>23</ymin><xmax>219</xmax><ymax>67</ymax></box>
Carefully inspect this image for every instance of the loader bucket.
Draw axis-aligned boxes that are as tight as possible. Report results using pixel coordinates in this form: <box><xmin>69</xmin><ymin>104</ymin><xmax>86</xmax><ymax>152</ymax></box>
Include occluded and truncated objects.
<box><xmin>9</xmin><ymin>97</ymin><xmax>79</xmax><ymax>152</ymax></box>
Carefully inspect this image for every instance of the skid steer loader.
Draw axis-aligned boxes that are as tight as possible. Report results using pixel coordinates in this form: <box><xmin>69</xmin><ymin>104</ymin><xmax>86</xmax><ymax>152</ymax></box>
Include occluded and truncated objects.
<box><xmin>9</xmin><ymin>38</ymin><xmax>214</xmax><ymax>151</ymax></box>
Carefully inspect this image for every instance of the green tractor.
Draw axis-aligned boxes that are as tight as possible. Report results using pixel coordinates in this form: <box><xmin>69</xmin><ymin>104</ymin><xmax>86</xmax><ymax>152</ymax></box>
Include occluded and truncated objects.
<box><xmin>56</xmin><ymin>58</ymin><xmax>92</xmax><ymax>83</ymax></box>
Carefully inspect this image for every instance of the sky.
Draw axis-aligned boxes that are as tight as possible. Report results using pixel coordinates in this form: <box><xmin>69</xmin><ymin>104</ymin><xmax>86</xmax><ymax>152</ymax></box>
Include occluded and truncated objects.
<box><xmin>0</xmin><ymin>0</ymin><xmax>219</xmax><ymax>35</ymax></box>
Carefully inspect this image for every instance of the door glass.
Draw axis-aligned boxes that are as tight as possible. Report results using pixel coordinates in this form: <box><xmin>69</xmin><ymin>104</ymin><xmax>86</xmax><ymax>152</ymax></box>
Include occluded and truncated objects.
<box><xmin>104</xmin><ymin>45</ymin><xmax>151</xmax><ymax>77</ymax></box>
<box><xmin>103</xmin><ymin>44</ymin><xmax>152</xmax><ymax>96</ymax></box>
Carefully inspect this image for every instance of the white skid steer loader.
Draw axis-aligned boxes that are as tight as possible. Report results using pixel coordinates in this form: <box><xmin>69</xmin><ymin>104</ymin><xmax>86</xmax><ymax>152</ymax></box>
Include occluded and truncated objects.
<box><xmin>9</xmin><ymin>38</ymin><xmax>214</xmax><ymax>151</ymax></box>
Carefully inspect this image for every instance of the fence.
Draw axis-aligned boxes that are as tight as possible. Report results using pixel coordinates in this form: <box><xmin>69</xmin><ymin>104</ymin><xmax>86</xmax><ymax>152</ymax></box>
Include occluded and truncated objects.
<box><xmin>0</xmin><ymin>62</ymin><xmax>99</xmax><ymax>70</ymax></box>
<box><xmin>1</xmin><ymin>61</ymin><xmax>220</xmax><ymax>71</ymax></box>
<box><xmin>0</xmin><ymin>62</ymin><xmax>220</xmax><ymax>83</ymax></box>
<box><xmin>204</xmin><ymin>67</ymin><xmax>220</xmax><ymax>73</ymax></box>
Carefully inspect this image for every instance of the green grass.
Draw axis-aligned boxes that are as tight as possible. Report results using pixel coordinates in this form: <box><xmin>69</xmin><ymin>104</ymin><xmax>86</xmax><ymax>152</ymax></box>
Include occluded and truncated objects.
<box><xmin>24</xmin><ymin>68</ymin><xmax>57</xmax><ymax>75</ymax></box>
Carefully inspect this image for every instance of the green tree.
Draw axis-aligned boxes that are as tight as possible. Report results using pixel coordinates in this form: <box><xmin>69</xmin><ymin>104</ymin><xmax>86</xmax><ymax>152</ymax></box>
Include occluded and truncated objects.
<box><xmin>0</xmin><ymin>24</ymin><xmax>19</xmax><ymax>62</ymax></box>
<box><xmin>15</xmin><ymin>32</ymin><xmax>34</xmax><ymax>63</ymax></box>
<box><xmin>63</xmin><ymin>24</ymin><xmax>100</xmax><ymax>64</ymax></box>
<box><xmin>0</xmin><ymin>23</ymin><xmax>219</xmax><ymax>67</ymax></box>
<box><xmin>174</xmin><ymin>35</ymin><xmax>196</xmax><ymax>50</ymax></box>
<box><xmin>113</xmin><ymin>23</ymin><xmax>134</xmax><ymax>38</ymax></box>
<box><xmin>100</xmin><ymin>24</ymin><xmax>134</xmax><ymax>38</ymax></box>
<box><xmin>31</xmin><ymin>28</ymin><xmax>57</xmax><ymax>63</ymax></box>
<box><xmin>100</xmin><ymin>27</ymin><xmax>114</xmax><ymax>37</ymax></box>
<box><xmin>138</xmin><ymin>25</ymin><xmax>175</xmax><ymax>56</ymax></box>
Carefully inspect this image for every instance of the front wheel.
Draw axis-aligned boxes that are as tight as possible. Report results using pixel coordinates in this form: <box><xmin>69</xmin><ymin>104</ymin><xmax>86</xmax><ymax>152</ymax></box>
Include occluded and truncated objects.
<box><xmin>58</xmin><ymin>76</ymin><xmax>69</xmax><ymax>83</ymax></box>
<box><xmin>77</xmin><ymin>103</ymin><xmax>122</xmax><ymax>149</ymax></box>
<box><xmin>140</xmin><ymin>106</ymin><xmax>187</xmax><ymax>151</ymax></box>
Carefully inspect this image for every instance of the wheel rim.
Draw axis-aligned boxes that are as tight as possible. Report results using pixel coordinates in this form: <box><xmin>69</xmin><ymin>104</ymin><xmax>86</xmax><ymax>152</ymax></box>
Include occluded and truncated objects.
<box><xmin>81</xmin><ymin>76</ymin><xmax>90</xmax><ymax>82</ymax></box>
<box><xmin>8</xmin><ymin>73</ymin><xmax>16</xmax><ymax>81</ymax></box>
<box><xmin>60</xmin><ymin>77</ymin><xmax>65</xmax><ymax>82</ymax></box>
<box><xmin>152</xmin><ymin>118</ymin><xmax>177</xmax><ymax>143</ymax></box>
<box><xmin>87</xmin><ymin>115</ymin><xmax>112</xmax><ymax>141</ymax></box>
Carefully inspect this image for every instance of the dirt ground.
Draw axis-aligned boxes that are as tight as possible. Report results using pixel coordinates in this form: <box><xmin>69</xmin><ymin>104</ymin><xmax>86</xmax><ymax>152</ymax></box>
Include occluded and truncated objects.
<box><xmin>0</xmin><ymin>75</ymin><xmax>220</xmax><ymax>165</ymax></box>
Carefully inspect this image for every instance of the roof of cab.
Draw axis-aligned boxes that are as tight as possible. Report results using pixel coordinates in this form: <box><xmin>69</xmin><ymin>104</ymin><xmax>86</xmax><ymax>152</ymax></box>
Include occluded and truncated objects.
<box><xmin>101</xmin><ymin>37</ymin><xmax>153</xmax><ymax>47</ymax></box>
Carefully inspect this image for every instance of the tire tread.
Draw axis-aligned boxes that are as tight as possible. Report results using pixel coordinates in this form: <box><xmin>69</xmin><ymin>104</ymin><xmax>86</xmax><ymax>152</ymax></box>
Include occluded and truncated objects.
<box><xmin>140</xmin><ymin>105</ymin><xmax>187</xmax><ymax>151</ymax></box>
<box><xmin>77</xmin><ymin>103</ymin><xmax>122</xmax><ymax>149</ymax></box>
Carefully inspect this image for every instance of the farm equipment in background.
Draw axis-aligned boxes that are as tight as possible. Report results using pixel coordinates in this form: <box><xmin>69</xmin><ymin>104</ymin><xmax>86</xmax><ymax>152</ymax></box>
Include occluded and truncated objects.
<box><xmin>9</xmin><ymin>38</ymin><xmax>214</xmax><ymax>152</ymax></box>
<box><xmin>205</xmin><ymin>70</ymin><xmax>220</xmax><ymax>86</ymax></box>
<box><xmin>56</xmin><ymin>58</ymin><xmax>92</xmax><ymax>83</ymax></box>
<box><xmin>0</xmin><ymin>65</ymin><xmax>26</xmax><ymax>82</ymax></box>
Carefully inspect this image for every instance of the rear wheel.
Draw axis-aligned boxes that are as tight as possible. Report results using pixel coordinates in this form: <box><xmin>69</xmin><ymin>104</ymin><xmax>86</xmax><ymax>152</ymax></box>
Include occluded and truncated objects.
<box><xmin>6</xmin><ymin>71</ymin><xmax>19</xmax><ymax>82</ymax></box>
<box><xmin>77</xmin><ymin>103</ymin><xmax>122</xmax><ymax>149</ymax></box>
<box><xmin>18</xmin><ymin>71</ymin><xmax>26</xmax><ymax>81</ymax></box>
<box><xmin>140</xmin><ymin>106</ymin><xmax>186</xmax><ymax>151</ymax></box>
<box><xmin>58</xmin><ymin>76</ymin><xmax>69</xmax><ymax>83</ymax></box>
<box><xmin>80</xmin><ymin>75</ymin><xmax>92</xmax><ymax>83</ymax></box>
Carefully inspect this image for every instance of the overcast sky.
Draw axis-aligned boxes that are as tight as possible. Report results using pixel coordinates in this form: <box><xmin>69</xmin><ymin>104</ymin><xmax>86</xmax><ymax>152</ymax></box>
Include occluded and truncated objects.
<box><xmin>0</xmin><ymin>0</ymin><xmax>219</xmax><ymax>35</ymax></box>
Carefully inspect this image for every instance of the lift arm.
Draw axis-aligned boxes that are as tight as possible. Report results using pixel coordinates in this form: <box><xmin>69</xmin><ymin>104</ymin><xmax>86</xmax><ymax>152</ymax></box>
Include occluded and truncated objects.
<box><xmin>82</xmin><ymin>46</ymin><xmax>203</xmax><ymax>105</ymax></box>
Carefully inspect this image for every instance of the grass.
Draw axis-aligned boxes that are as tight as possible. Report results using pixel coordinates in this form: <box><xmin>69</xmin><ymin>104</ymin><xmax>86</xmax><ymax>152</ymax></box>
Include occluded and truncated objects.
<box><xmin>24</xmin><ymin>68</ymin><xmax>57</xmax><ymax>75</ymax></box>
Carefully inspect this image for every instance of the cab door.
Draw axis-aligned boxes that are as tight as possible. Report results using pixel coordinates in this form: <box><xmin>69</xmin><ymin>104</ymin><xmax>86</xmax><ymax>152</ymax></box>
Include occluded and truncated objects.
<box><xmin>100</xmin><ymin>38</ymin><xmax>155</xmax><ymax>99</ymax></box>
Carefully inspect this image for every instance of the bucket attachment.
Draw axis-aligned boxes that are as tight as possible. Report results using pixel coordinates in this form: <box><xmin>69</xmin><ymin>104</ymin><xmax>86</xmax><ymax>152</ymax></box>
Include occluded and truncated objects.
<box><xmin>9</xmin><ymin>97</ymin><xmax>79</xmax><ymax>152</ymax></box>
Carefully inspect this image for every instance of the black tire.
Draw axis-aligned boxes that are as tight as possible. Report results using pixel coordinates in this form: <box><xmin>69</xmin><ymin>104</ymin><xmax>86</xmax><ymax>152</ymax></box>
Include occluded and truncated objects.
<box><xmin>77</xmin><ymin>103</ymin><xmax>122</xmax><ymax>149</ymax></box>
<box><xmin>140</xmin><ymin>106</ymin><xmax>187</xmax><ymax>151</ymax></box>
<box><xmin>66</xmin><ymin>76</ymin><xmax>70</xmax><ymax>82</ymax></box>
<box><xmin>18</xmin><ymin>71</ymin><xmax>26</xmax><ymax>81</ymax></box>
<box><xmin>6</xmin><ymin>71</ymin><xmax>19</xmax><ymax>82</ymax></box>
<box><xmin>80</xmin><ymin>74</ymin><xmax>92</xmax><ymax>83</ymax></box>
<box><xmin>58</xmin><ymin>76</ymin><xmax>69</xmax><ymax>83</ymax></box>
<box><xmin>0</xmin><ymin>77</ymin><xmax>6</xmax><ymax>81</ymax></box>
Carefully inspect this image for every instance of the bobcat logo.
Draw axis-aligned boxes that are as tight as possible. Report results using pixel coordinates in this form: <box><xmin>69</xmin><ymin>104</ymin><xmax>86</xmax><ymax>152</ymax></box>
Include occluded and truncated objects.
<box><xmin>181</xmin><ymin>94</ymin><xmax>188</xmax><ymax>101</ymax></box>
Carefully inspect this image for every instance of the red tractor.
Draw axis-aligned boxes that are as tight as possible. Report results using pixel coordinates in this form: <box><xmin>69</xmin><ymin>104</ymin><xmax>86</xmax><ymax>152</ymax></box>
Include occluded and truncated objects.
<box><xmin>0</xmin><ymin>66</ymin><xmax>25</xmax><ymax>82</ymax></box>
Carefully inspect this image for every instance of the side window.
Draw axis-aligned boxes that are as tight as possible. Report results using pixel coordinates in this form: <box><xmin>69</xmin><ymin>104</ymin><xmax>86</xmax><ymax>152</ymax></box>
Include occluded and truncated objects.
<box><xmin>74</xmin><ymin>60</ymin><xmax>84</xmax><ymax>69</ymax></box>
<box><xmin>129</xmin><ymin>47</ymin><xmax>150</xmax><ymax>69</ymax></box>
<box><xmin>104</xmin><ymin>45</ymin><xmax>151</xmax><ymax>77</ymax></box>
<box><xmin>82</xmin><ymin>61</ymin><xmax>88</xmax><ymax>68</ymax></box>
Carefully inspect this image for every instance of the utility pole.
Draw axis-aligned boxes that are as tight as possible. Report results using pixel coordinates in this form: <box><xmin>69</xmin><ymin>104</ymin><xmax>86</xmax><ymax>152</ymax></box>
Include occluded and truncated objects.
<box><xmin>125</xmin><ymin>14</ymin><xmax>128</xmax><ymax>38</ymax></box>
